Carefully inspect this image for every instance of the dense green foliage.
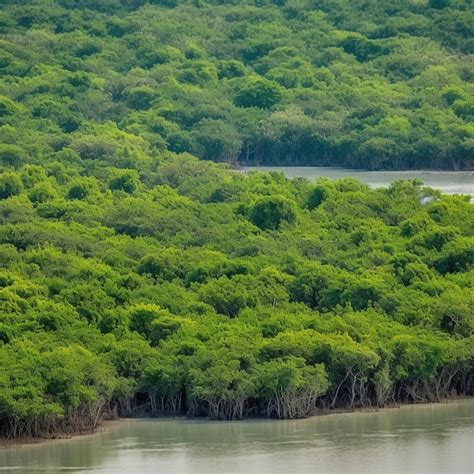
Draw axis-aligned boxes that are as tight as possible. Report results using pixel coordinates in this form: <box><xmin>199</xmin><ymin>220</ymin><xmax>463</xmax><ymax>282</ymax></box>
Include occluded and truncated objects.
<box><xmin>0</xmin><ymin>0</ymin><xmax>473</xmax><ymax>169</ymax></box>
<box><xmin>1</xmin><ymin>149</ymin><xmax>473</xmax><ymax>437</ymax></box>
<box><xmin>0</xmin><ymin>0</ymin><xmax>473</xmax><ymax>440</ymax></box>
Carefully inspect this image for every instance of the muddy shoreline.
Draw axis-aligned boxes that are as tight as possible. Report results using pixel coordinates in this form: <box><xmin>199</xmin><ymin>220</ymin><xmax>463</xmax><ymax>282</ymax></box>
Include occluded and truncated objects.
<box><xmin>2</xmin><ymin>396</ymin><xmax>472</xmax><ymax>449</ymax></box>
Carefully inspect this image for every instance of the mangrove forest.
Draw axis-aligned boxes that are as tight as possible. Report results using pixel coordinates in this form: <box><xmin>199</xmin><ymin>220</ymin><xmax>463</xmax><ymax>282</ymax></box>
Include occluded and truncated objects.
<box><xmin>0</xmin><ymin>0</ymin><xmax>473</xmax><ymax>440</ymax></box>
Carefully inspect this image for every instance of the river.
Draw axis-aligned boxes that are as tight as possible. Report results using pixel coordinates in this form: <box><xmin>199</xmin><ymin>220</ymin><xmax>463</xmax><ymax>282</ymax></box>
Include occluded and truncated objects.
<box><xmin>1</xmin><ymin>400</ymin><xmax>473</xmax><ymax>474</ymax></box>
<box><xmin>243</xmin><ymin>167</ymin><xmax>473</xmax><ymax>196</ymax></box>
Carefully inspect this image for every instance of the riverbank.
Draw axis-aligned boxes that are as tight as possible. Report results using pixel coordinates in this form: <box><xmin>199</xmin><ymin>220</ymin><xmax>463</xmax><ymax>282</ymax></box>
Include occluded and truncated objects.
<box><xmin>314</xmin><ymin>396</ymin><xmax>474</xmax><ymax>418</ymax></box>
<box><xmin>4</xmin><ymin>399</ymin><xmax>473</xmax><ymax>474</ymax></box>
<box><xmin>0</xmin><ymin>418</ymin><xmax>125</xmax><ymax>449</ymax></box>
<box><xmin>3</xmin><ymin>397</ymin><xmax>472</xmax><ymax>449</ymax></box>
<box><xmin>239</xmin><ymin>163</ymin><xmax>474</xmax><ymax>173</ymax></box>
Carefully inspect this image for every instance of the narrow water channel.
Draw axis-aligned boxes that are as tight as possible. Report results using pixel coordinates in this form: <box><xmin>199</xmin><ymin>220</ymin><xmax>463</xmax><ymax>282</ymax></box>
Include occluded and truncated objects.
<box><xmin>243</xmin><ymin>167</ymin><xmax>474</xmax><ymax>196</ymax></box>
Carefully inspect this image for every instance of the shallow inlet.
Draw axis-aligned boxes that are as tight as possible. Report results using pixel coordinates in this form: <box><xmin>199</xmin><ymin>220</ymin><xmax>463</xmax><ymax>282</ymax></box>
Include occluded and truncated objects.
<box><xmin>2</xmin><ymin>400</ymin><xmax>473</xmax><ymax>474</ymax></box>
<box><xmin>242</xmin><ymin>167</ymin><xmax>474</xmax><ymax>197</ymax></box>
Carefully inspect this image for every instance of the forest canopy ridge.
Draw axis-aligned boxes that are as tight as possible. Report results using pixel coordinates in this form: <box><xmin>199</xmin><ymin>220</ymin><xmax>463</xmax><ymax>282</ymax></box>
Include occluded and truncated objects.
<box><xmin>0</xmin><ymin>0</ymin><xmax>473</xmax><ymax>169</ymax></box>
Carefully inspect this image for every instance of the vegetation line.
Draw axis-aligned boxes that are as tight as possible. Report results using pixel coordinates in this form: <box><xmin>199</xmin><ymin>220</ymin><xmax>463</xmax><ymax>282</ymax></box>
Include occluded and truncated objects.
<box><xmin>3</xmin><ymin>397</ymin><xmax>473</xmax><ymax>447</ymax></box>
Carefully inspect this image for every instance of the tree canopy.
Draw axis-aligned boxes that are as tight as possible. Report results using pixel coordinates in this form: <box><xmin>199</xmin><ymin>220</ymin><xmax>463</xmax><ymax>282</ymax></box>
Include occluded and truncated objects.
<box><xmin>0</xmin><ymin>0</ymin><xmax>473</xmax><ymax>440</ymax></box>
<box><xmin>0</xmin><ymin>150</ymin><xmax>473</xmax><ymax>436</ymax></box>
<box><xmin>0</xmin><ymin>0</ymin><xmax>473</xmax><ymax>169</ymax></box>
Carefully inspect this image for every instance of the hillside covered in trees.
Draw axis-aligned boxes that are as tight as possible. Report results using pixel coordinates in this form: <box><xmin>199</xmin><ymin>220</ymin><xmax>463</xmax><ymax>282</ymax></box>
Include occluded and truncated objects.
<box><xmin>0</xmin><ymin>0</ymin><xmax>473</xmax><ymax>170</ymax></box>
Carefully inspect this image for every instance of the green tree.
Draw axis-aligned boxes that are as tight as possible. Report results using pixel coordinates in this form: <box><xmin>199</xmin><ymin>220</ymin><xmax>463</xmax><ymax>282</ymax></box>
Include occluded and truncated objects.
<box><xmin>234</xmin><ymin>77</ymin><xmax>284</xmax><ymax>109</ymax></box>
<box><xmin>0</xmin><ymin>144</ymin><xmax>25</xmax><ymax>168</ymax></box>
<box><xmin>248</xmin><ymin>195</ymin><xmax>297</xmax><ymax>230</ymax></box>
<box><xmin>0</xmin><ymin>172</ymin><xmax>23</xmax><ymax>199</ymax></box>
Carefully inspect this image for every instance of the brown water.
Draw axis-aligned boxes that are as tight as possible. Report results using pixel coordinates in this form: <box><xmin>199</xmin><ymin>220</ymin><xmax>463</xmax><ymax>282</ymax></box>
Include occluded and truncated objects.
<box><xmin>243</xmin><ymin>167</ymin><xmax>474</xmax><ymax>196</ymax></box>
<box><xmin>1</xmin><ymin>400</ymin><xmax>473</xmax><ymax>474</ymax></box>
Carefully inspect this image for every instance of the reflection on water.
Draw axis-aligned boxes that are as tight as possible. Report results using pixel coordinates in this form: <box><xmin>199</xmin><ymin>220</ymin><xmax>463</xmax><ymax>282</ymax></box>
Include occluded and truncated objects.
<box><xmin>1</xmin><ymin>400</ymin><xmax>473</xmax><ymax>474</ymax></box>
<box><xmin>243</xmin><ymin>167</ymin><xmax>474</xmax><ymax>196</ymax></box>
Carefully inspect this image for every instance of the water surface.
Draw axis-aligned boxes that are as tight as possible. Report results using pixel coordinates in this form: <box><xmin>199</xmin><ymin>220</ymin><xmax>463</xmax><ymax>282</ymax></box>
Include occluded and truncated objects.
<box><xmin>1</xmin><ymin>400</ymin><xmax>473</xmax><ymax>474</ymax></box>
<box><xmin>243</xmin><ymin>167</ymin><xmax>473</xmax><ymax>196</ymax></box>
